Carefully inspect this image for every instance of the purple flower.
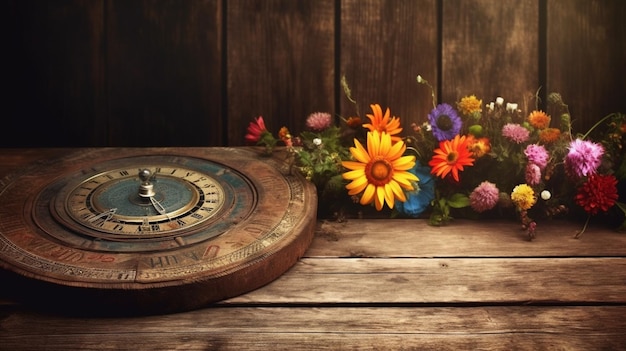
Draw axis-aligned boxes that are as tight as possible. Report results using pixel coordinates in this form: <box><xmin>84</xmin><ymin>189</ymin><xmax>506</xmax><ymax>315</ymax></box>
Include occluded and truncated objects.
<box><xmin>469</xmin><ymin>181</ymin><xmax>500</xmax><ymax>213</ymax></box>
<box><xmin>525</xmin><ymin>163</ymin><xmax>542</xmax><ymax>185</ymax></box>
<box><xmin>306</xmin><ymin>112</ymin><xmax>332</xmax><ymax>131</ymax></box>
<box><xmin>501</xmin><ymin>123</ymin><xmax>530</xmax><ymax>144</ymax></box>
<box><xmin>428</xmin><ymin>103</ymin><xmax>462</xmax><ymax>141</ymax></box>
<box><xmin>524</xmin><ymin>144</ymin><xmax>549</xmax><ymax>170</ymax></box>
<box><xmin>565</xmin><ymin>139</ymin><xmax>604</xmax><ymax>178</ymax></box>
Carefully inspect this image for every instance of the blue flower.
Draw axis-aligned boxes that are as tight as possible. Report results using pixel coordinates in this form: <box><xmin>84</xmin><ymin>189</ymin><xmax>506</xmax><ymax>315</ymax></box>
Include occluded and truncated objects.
<box><xmin>396</xmin><ymin>163</ymin><xmax>435</xmax><ymax>218</ymax></box>
<box><xmin>428</xmin><ymin>103</ymin><xmax>462</xmax><ymax>141</ymax></box>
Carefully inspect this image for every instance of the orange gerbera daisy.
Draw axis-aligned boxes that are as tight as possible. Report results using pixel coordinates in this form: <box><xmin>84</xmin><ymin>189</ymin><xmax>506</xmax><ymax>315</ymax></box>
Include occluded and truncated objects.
<box><xmin>528</xmin><ymin>110</ymin><xmax>551</xmax><ymax>129</ymax></box>
<box><xmin>362</xmin><ymin>104</ymin><xmax>403</xmax><ymax>143</ymax></box>
<box><xmin>342</xmin><ymin>130</ymin><xmax>418</xmax><ymax>211</ymax></box>
<box><xmin>538</xmin><ymin>127</ymin><xmax>561</xmax><ymax>144</ymax></box>
<box><xmin>428</xmin><ymin>134</ymin><xmax>475</xmax><ymax>182</ymax></box>
<box><xmin>467</xmin><ymin>136</ymin><xmax>491</xmax><ymax>158</ymax></box>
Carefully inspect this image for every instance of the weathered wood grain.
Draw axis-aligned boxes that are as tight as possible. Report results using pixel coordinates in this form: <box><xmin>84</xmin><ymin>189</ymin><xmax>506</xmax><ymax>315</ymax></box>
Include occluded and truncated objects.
<box><xmin>2</xmin><ymin>307</ymin><xmax>625</xmax><ymax>350</ymax></box>
<box><xmin>547</xmin><ymin>0</ymin><xmax>626</xmax><ymax>133</ymax></box>
<box><xmin>226</xmin><ymin>0</ymin><xmax>335</xmax><ymax>146</ymax></box>
<box><xmin>340</xmin><ymin>0</ymin><xmax>438</xmax><ymax>127</ymax></box>
<box><xmin>2</xmin><ymin>148</ymin><xmax>626</xmax><ymax>349</ymax></box>
<box><xmin>4</xmin><ymin>1</ymin><xmax>626</xmax><ymax>148</ymax></box>
<box><xmin>2</xmin><ymin>0</ymin><xmax>106</xmax><ymax>147</ymax></box>
<box><xmin>441</xmin><ymin>0</ymin><xmax>539</xmax><ymax>108</ymax></box>
<box><xmin>308</xmin><ymin>218</ymin><xmax>626</xmax><ymax>257</ymax></box>
<box><xmin>106</xmin><ymin>0</ymin><xmax>223</xmax><ymax>147</ymax></box>
<box><xmin>226</xmin><ymin>257</ymin><xmax>626</xmax><ymax>304</ymax></box>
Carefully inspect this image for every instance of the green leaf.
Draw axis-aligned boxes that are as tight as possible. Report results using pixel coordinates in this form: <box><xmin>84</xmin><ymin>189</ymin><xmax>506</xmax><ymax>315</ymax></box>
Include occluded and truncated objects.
<box><xmin>616</xmin><ymin>201</ymin><xmax>626</xmax><ymax>216</ymax></box>
<box><xmin>447</xmin><ymin>193</ymin><xmax>470</xmax><ymax>208</ymax></box>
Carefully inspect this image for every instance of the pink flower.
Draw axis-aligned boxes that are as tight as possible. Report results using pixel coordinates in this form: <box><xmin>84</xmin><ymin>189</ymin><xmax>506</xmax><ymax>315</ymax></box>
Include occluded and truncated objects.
<box><xmin>565</xmin><ymin>139</ymin><xmax>604</xmax><ymax>178</ymax></box>
<box><xmin>306</xmin><ymin>112</ymin><xmax>332</xmax><ymax>131</ymax></box>
<box><xmin>469</xmin><ymin>181</ymin><xmax>500</xmax><ymax>213</ymax></box>
<box><xmin>524</xmin><ymin>144</ymin><xmax>549</xmax><ymax>170</ymax></box>
<box><xmin>502</xmin><ymin>123</ymin><xmax>530</xmax><ymax>144</ymax></box>
<box><xmin>525</xmin><ymin>163</ymin><xmax>542</xmax><ymax>185</ymax></box>
<box><xmin>245</xmin><ymin>116</ymin><xmax>268</xmax><ymax>143</ymax></box>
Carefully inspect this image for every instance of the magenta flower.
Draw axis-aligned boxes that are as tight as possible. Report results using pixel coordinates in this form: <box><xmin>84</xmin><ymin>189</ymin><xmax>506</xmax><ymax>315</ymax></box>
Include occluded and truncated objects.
<box><xmin>525</xmin><ymin>163</ymin><xmax>542</xmax><ymax>185</ymax></box>
<box><xmin>502</xmin><ymin>123</ymin><xmax>530</xmax><ymax>144</ymax></box>
<box><xmin>524</xmin><ymin>144</ymin><xmax>549</xmax><ymax>170</ymax></box>
<box><xmin>469</xmin><ymin>181</ymin><xmax>500</xmax><ymax>213</ymax></box>
<box><xmin>565</xmin><ymin>139</ymin><xmax>604</xmax><ymax>178</ymax></box>
<box><xmin>306</xmin><ymin>112</ymin><xmax>333</xmax><ymax>131</ymax></box>
<box><xmin>245</xmin><ymin>116</ymin><xmax>268</xmax><ymax>143</ymax></box>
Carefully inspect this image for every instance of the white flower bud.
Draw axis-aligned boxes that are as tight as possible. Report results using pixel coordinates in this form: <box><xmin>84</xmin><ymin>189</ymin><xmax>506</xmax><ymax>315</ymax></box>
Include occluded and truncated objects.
<box><xmin>313</xmin><ymin>138</ymin><xmax>322</xmax><ymax>146</ymax></box>
<box><xmin>487</xmin><ymin>102</ymin><xmax>495</xmax><ymax>111</ymax></box>
<box><xmin>417</xmin><ymin>75</ymin><xmax>424</xmax><ymax>83</ymax></box>
<box><xmin>496</xmin><ymin>97</ymin><xmax>504</xmax><ymax>105</ymax></box>
<box><xmin>541</xmin><ymin>190</ymin><xmax>551</xmax><ymax>200</ymax></box>
<box><xmin>506</xmin><ymin>103</ymin><xmax>518</xmax><ymax>112</ymax></box>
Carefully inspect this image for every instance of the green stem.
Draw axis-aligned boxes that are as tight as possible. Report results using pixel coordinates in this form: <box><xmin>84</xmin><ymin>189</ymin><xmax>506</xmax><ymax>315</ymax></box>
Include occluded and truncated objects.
<box><xmin>581</xmin><ymin>113</ymin><xmax>616</xmax><ymax>140</ymax></box>
<box><xmin>574</xmin><ymin>214</ymin><xmax>591</xmax><ymax>239</ymax></box>
<box><xmin>416</xmin><ymin>75</ymin><xmax>437</xmax><ymax>109</ymax></box>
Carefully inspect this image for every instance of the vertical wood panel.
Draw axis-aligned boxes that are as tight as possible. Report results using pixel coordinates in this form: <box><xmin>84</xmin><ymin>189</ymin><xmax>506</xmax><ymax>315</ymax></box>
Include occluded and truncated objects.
<box><xmin>2</xmin><ymin>0</ymin><xmax>106</xmax><ymax>147</ymax></box>
<box><xmin>226</xmin><ymin>0</ymin><xmax>335</xmax><ymax>146</ymax></box>
<box><xmin>2</xmin><ymin>0</ymin><xmax>625</xmax><ymax>147</ymax></box>
<box><xmin>340</xmin><ymin>0</ymin><xmax>438</xmax><ymax>127</ymax></box>
<box><xmin>441</xmin><ymin>0</ymin><xmax>539</xmax><ymax>108</ymax></box>
<box><xmin>106</xmin><ymin>0</ymin><xmax>222</xmax><ymax>146</ymax></box>
<box><xmin>547</xmin><ymin>0</ymin><xmax>626</xmax><ymax>133</ymax></box>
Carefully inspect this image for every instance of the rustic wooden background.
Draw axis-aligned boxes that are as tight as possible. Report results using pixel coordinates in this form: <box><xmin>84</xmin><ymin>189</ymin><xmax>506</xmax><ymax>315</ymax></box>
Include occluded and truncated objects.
<box><xmin>3</xmin><ymin>0</ymin><xmax>625</xmax><ymax>147</ymax></box>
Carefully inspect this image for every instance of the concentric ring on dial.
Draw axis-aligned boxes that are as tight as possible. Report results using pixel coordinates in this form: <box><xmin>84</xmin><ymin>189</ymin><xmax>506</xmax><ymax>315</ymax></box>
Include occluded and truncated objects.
<box><xmin>33</xmin><ymin>156</ymin><xmax>256</xmax><ymax>252</ymax></box>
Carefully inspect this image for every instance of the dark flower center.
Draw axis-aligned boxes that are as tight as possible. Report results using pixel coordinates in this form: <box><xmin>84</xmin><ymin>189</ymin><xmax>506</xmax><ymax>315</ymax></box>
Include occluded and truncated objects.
<box><xmin>436</xmin><ymin>115</ymin><xmax>453</xmax><ymax>131</ymax></box>
<box><xmin>446</xmin><ymin>151</ymin><xmax>458</xmax><ymax>164</ymax></box>
<box><xmin>366</xmin><ymin>159</ymin><xmax>393</xmax><ymax>186</ymax></box>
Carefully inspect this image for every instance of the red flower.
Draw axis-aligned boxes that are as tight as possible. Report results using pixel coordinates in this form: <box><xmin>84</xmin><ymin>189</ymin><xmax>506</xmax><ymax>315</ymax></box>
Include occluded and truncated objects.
<box><xmin>245</xmin><ymin>116</ymin><xmax>268</xmax><ymax>143</ymax></box>
<box><xmin>428</xmin><ymin>134</ymin><xmax>474</xmax><ymax>182</ymax></box>
<box><xmin>575</xmin><ymin>174</ymin><xmax>619</xmax><ymax>215</ymax></box>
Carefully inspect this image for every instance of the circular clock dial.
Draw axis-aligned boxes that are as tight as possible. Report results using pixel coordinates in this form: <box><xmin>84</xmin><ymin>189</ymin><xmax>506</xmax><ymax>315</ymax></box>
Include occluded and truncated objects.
<box><xmin>0</xmin><ymin>148</ymin><xmax>317</xmax><ymax>315</ymax></box>
<box><xmin>62</xmin><ymin>165</ymin><xmax>226</xmax><ymax>236</ymax></box>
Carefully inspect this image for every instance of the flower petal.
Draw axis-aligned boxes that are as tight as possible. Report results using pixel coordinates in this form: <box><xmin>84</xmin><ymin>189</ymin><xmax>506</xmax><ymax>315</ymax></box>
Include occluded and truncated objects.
<box><xmin>360</xmin><ymin>183</ymin><xmax>376</xmax><ymax>206</ymax></box>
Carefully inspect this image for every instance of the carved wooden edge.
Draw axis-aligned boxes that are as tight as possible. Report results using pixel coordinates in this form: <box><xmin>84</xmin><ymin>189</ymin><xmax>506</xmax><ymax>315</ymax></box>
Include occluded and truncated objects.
<box><xmin>0</xmin><ymin>147</ymin><xmax>318</xmax><ymax>315</ymax></box>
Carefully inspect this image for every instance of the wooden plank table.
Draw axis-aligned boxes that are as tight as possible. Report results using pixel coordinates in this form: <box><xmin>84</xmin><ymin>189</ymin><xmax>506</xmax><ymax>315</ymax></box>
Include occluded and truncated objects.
<box><xmin>1</xmin><ymin>149</ymin><xmax>626</xmax><ymax>350</ymax></box>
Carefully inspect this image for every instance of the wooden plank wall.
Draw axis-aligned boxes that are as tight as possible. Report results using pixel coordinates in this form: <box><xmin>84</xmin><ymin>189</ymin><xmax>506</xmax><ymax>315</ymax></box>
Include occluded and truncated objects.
<box><xmin>2</xmin><ymin>0</ymin><xmax>625</xmax><ymax>147</ymax></box>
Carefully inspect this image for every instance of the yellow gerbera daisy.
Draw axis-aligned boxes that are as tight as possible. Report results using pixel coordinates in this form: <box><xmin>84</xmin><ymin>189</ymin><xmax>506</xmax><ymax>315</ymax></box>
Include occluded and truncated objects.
<box><xmin>342</xmin><ymin>130</ymin><xmax>418</xmax><ymax>211</ymax></box>
<box><xmin>362</xmin><ymin>104</ymin><xmax>403</xmax><ymax>143</ymax></box>
<box><xmin>511</xmin><ymin>184</ymin><xmax>536</xmax><ymax>210</ymax></box>
<box><xmin>457</xmin><ymin>95</ymin><xmax>483</xmax><ymax>116</ymax></box>
<box><xmin>528</xmin><ymin>110</ymin><xmax>551</xmax><ymax>129</ymax></box>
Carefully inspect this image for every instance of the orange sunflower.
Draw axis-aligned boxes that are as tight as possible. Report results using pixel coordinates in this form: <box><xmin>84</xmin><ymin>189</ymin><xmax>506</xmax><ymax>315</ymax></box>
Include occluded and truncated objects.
<box><xmin>362</xmin><ymin>104</ymin><xmax>403</xmax><ymax>143</ymax></box>
<box><xmin>342</xmin><ymin>130</ymin><xmax>418</xmax><ymax>210</ymax></box>
<box><xmin>428</xmin><ymin>134</ymin><xmax>475</xmax><ymax>182</ymax></box>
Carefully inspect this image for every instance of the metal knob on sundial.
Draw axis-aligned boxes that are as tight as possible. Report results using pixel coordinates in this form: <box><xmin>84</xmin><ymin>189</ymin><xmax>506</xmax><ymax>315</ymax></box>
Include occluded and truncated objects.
<box><xmin>138</xmin><ymin>168</ymin><xmax>156</xmax><ymax>198</ymax></box>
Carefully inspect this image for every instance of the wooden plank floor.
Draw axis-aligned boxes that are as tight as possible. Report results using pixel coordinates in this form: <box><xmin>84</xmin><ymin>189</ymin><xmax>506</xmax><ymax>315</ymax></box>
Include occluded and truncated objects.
<box><xmin>1</xmin><ymin>150</ymin><xmax>626</xmax><ymax>350</ymax></box>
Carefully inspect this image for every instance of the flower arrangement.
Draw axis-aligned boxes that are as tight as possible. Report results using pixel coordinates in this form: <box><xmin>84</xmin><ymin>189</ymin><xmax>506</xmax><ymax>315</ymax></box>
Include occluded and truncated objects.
<box><xmin>244</xmin><ymin>75</ymin><xmax>626</xmax><ymax>239</ymax></box>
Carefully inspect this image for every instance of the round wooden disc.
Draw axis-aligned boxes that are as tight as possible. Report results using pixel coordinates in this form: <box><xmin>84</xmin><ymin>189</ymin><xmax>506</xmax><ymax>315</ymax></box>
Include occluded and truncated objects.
<box><xmin>0</xmin><ymin>147</ymin><xmax>317</xmax><ymax>315</ymax></box>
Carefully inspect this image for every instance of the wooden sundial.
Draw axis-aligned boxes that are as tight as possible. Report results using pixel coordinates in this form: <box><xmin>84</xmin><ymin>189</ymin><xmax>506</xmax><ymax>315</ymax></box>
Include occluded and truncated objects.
<box><xmin>0</xmin><ymin>147</ymin><xmax>317</xmax><ymax>315</ymax></box>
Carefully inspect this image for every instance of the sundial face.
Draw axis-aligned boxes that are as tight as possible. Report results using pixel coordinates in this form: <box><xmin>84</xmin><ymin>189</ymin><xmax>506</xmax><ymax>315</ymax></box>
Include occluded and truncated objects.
<box><xmin>0</xmin><ymin>148</ymin><xmax>317</xmax><ymax>315</ymax></box>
